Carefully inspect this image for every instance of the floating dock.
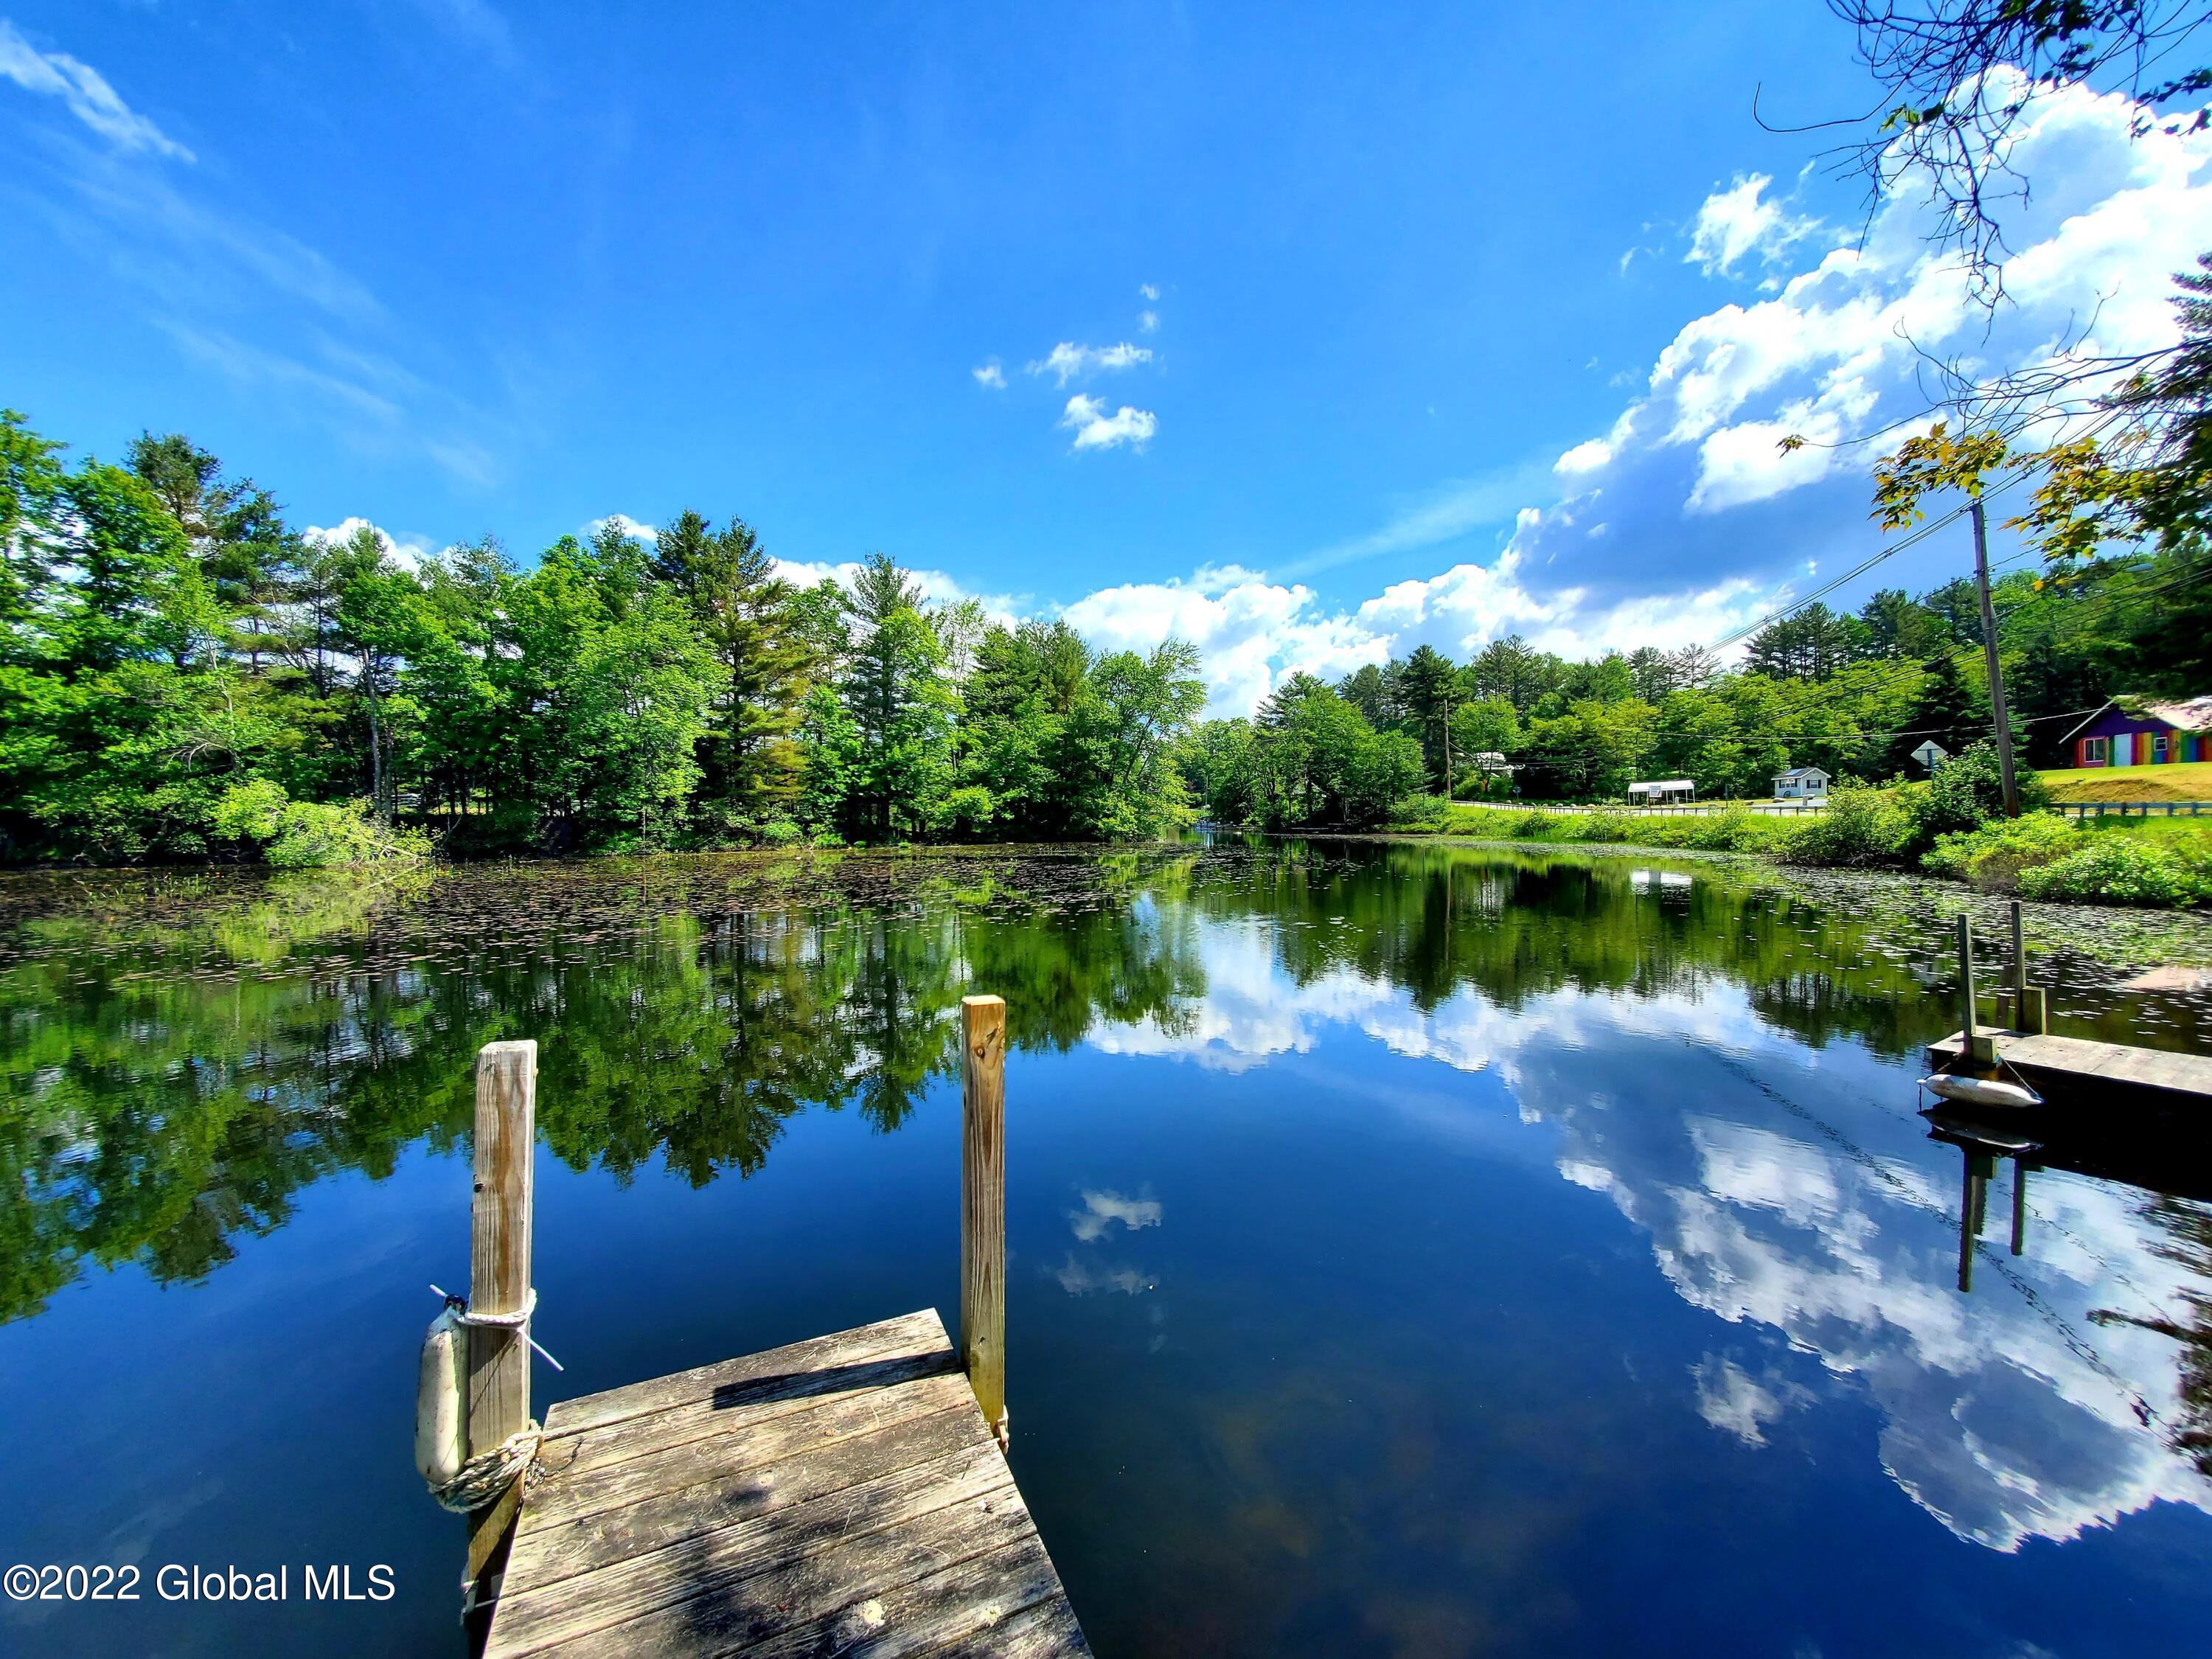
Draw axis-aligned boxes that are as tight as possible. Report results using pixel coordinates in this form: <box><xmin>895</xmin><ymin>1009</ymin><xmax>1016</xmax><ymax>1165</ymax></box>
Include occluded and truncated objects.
<box><xmin>1925</xmin><ymin>1029</ymin><xmax>2212</xmax><ymax>1104</ymax></box>
<box><xmin>483</xmin><ymin>1309</ymin><xmax>1087</xmax><ymax>1658</ymax></box>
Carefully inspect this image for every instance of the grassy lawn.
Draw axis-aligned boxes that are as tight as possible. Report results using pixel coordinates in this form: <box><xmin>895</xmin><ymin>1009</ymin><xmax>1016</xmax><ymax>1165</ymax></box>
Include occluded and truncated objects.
<box><xmin>2078</xmin><ymin>812</ymin><xmax>2212</xmax><ymax>846</ymax></box>
<box><xmin>2037</xmin><ymin>760</ymin><xmax>2212</xmax><ymax>803</ymax></box>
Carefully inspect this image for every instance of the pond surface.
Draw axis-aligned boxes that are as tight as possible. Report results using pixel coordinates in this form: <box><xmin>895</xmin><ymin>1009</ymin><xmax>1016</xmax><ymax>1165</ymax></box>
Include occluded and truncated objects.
<box><xmin>4</xmin><ymin>839</ymin><xmax>2212</xmax><ymax>1657</ymax></box>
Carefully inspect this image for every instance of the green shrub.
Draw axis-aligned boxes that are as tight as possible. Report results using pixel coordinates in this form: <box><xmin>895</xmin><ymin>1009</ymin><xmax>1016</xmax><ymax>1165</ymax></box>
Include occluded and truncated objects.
<box><xmin>1775</xmin><ymin>782</ymin><xmax>1913</xmax><ymax>868</ymax></box>
<box><xmin>1921</xmin><ymin>813</ymin><xmax>2085</xmax><ymax>889</ymax></box>
<box><xmin>1684</xmin><ymin>806</ymin><xmax>1779</xmax><ymax>853</ymax></box>
<box><xmin>1580</xmin><ymin>810</ymin><xmax>1634</xmax><ymax>843</ymax></box>
<box><xmin>1388</xmin><ymin>793</ymin><xmax>1453</xmax><ymax>832</ymax></box>
<box><xmin>2017</xmin><ymin>838</ymin><xmax>2212</xmax><ymax>907</ymax></box>
<box><xmin>1908</xmin><ymin>741</ymin><xmax>2048</xmax><ymax>850</ymax></box>
<box><xmin>1510</xmin><ymin>810</ymin><xmax>1558</xmax><ymax>838</ymax></box>
<box><xmin>942</xmin><ymin>785</ymin><xmax>998</xmax><ymax>838</ymax></box>
<box><xmin>213</xmin><ymin>781</ymin><xmax>431</xmax><ymax>869</ymax></box>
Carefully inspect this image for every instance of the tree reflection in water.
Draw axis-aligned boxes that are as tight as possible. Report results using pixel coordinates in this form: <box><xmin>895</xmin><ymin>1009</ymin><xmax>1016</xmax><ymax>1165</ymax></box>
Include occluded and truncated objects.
<box><xmin>4</xmin><ymin>839</ymin><xmax>2212</xmax><ymax>1575</ymax></box>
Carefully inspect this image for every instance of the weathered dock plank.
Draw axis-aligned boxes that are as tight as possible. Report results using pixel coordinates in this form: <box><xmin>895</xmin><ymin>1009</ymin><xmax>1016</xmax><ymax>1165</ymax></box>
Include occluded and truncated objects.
<box><xmin>1925</xmin><ymin>1029</ymin><xmax>2212</xmax><ymax>1102</ymax></box>
<box><xmin>484</xmin><ymin>1310</ymin><xmax>1087</xmax><ymax>1659</ymax></box>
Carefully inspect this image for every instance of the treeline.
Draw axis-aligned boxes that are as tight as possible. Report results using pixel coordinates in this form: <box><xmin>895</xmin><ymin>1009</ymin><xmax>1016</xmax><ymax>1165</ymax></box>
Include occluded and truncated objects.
<box><xmin>1186</xmin><ymin>552</ymin><xmax>2212</xmax><ymax>826</ymax></box>
<box><xmin>0</xmin><ymin>411</ymin><xmax>1206</xmax><ymax>863</ymax></box>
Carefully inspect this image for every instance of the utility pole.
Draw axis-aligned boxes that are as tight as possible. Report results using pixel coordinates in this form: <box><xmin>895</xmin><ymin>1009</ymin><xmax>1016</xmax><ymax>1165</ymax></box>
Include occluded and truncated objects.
<box><xmin>1970</xmin><ymin>498</ymin><xmax>2021</xmax><ymax>818</ymax></box>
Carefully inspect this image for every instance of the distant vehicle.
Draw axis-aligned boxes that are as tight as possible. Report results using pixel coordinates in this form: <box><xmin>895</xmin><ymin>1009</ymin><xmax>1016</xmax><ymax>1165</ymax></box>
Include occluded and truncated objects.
<box><xmin>1773</xmin><ymin>767</ymin><xmax>1829</xmax><ymax>801</ymax></box>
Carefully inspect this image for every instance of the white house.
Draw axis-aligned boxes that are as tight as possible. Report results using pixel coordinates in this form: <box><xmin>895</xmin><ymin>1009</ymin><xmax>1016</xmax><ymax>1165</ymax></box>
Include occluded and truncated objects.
<box><xmin>1773</xmin><ymin>767</ymin><xmax>1830</xmax><ymax>801</ymax></box>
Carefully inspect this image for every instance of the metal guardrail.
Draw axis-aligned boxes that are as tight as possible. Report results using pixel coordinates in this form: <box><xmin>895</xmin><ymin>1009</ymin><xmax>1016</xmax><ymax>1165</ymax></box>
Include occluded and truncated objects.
<box><xmin>1613</xmin><ymin>800</ymin><xmax>1829</xmax><ymax>817</ymax></box>
<box><xmin>2054</xmin><ymin>800</ymin><xmax>2212</xmax><ymax>818</ymax></box>
<box><xmin>1456</xmin><ymin>799</ymin><xmax>1832</xmax><ymax>817</ymax></box>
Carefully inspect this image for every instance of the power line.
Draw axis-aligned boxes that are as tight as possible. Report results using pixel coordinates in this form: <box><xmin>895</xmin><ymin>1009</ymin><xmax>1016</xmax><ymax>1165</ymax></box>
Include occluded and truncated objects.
<box><xmin>1686</xmin><ymin>543</ymin><xmax>2211</xmax><ymax>740</ymax></box>
<box><xmin>1704</xmin><ymin>405</ymin><xmax>2130</xmax><ymax>655</ymax></box>
<box><xmin>1522</xmin><ymin>559</ymin><xmax>2212</xmax><ymax>771</ymax></box>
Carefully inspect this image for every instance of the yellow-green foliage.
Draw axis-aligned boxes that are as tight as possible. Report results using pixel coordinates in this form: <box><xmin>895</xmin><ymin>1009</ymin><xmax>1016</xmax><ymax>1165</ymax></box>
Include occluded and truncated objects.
<box><xmin>213</xmin><ymin>781</ymin><xmax>432</xmax><ymax>869</ymax></box>
<box><xmin>1922</xmin><ymin>814</ymin><xmax>2087</xmax><ymax>890</ymax></box>
<box><xmin>2018</xmin><ymin>836</ymin><xmax>2212</xmax><ymax>907</ymax></box>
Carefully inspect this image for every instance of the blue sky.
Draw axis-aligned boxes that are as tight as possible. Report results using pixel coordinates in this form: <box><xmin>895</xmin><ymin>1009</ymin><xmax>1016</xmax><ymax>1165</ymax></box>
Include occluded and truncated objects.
<box><xmin>4</xmin><ymin>3</ymin><xmax>2209</xmax><ymax>711</ymax></box>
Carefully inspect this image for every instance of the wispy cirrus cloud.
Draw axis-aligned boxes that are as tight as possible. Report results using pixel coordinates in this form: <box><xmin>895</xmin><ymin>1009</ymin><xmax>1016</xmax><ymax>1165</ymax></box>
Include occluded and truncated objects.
<box><xmin>0</xmin><ymin>18</ymin><xmax>192</xmax><ymax>161</ymax></box>
<box><xmin>3</xmin><ymin>20</ymin><xmax>522</xmax><ymax>489</ymax></box>
<box><xmin>410</xmin><ymin>0</ymin><xmax>520</xmax><ymax>72</ymax></box>
<box><xmin>1276</xmin><ymin>459</ymin><xmax>1556</xmax><ymax>581</ymax></box>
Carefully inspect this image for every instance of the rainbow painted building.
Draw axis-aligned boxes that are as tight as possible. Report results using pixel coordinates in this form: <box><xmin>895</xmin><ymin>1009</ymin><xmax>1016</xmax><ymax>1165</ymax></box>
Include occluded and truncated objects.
<box><xmin>2059</xmin><ymin>695</ymin><xmax>2212</xmax><ymax>768</ymax></box>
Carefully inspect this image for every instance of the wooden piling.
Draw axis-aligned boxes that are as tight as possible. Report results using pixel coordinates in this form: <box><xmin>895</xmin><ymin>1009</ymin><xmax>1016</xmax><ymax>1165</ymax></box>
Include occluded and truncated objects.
<box><xmin>2000</xmin><ymin>899</ymin><xmax>2049</xmax><ymax>1034</ymax></box>
<box><xmin>467</xmin><ymin>1040</ymin><xmax>537</xmax><ymax>1594</ymax></box>
<box><xmin>960</xmin><ymin>995</ymin><xmax>1009</xmax><ymax>1447</ymax></box>
<box><xmin>1958</xmin><ymin>917</ymin><xmax>1996</xmax><ymax>1065</ymax></box>
<box><xmin>2011</xmin><ymin>1161</ymin><xmax>2029</xmax><ymax>1257</ymax></box>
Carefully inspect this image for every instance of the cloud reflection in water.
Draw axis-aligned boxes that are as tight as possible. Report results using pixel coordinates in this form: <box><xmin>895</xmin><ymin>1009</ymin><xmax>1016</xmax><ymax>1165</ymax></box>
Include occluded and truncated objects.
<box><xmin>1085</xmin><ymin>911</ymin><xmax>2212</xmax><ymax>1551</ymax></box>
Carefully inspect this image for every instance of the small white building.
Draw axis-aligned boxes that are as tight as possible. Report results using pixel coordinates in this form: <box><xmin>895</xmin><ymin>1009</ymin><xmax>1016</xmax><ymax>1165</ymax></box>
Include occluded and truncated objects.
<box><xmin>1773</xmin><ymin>766</ymin><xmax>1830</xmax><ymax>801</ymax></box>
<box><xmin>1627</xmin><ymin>779</ymin><xmax>1695</xmax><ymax>805</ymax></box>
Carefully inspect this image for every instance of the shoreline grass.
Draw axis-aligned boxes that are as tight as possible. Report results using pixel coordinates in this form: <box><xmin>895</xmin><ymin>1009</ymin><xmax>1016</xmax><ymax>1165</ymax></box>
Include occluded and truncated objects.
<box><xmin>1377</xmin><ymin>794</ymin><xmax>2212</xmax><ymax>908</ymax></box>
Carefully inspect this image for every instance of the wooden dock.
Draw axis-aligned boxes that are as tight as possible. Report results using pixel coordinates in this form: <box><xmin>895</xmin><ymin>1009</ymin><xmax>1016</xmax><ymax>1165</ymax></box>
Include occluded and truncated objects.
<box><xmin>437</xmin><ymin>996</ymin><xmax>1088</xmax><ymax>1658</ymax></box>
<box><xmin>483</xmin><ymin>1308</ymin><xmax>1087</xmax><ymax>1658</ymax></box>
<box><xmin>1925</xmin><ymin>1028</ymin><xmax>2212</xmax><ymax>1103</ymax></box>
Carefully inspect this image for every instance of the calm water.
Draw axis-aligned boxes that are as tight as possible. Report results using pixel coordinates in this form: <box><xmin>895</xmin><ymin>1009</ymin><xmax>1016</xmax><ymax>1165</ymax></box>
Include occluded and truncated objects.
<box><xmin>4</xmin><ymin>840</ymin><xmax>2212</xmax><ymax>1657</ymax></box>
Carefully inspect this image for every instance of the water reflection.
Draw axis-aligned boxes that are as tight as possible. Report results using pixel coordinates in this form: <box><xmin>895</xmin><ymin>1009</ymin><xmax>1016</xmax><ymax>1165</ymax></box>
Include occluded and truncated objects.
<box><xmin>1932</xmin><ymin>1107</ymin><xmax>2212</xmax><ymax>1493</ymax></box>
<box><xmin>4</xmin><ymin>841</ymin><xmax>2212</xmax><ymax>1618</ymax></box>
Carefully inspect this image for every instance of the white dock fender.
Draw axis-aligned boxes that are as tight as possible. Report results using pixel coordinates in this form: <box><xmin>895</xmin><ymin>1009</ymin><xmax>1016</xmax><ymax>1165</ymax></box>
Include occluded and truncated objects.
<box><xmin>1922</xmin><ymin>1074</ymin><xmax>2043</xmax><ymax>1110</ymax></box>
<box><xmin>415</xmin><ymin>1303</ymin><xmax>468</xmax><ymax>1488</ymax></box>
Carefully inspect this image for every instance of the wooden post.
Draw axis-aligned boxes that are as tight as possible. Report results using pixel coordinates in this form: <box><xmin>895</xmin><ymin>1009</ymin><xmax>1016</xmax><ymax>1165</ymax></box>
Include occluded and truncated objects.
<box><xmin>960</xmin><ymin>995</ymin><xmax>1009</xmax><ymax>1448</ymax></box>
<box><xmin>466</xmin><ymin>1040</ymin><xmax>536</xmax><ymax>1596</ymax></box>
<box><xmin>2008</xmin><ymin>900</ymin><xmax>2025</xmax><ymax>1003</ymax></box>
<box><xmin>1958</xmin><ymin>916</ymin><xmax>1995</xmax><ymax>1065</ymax></box>
<box><xmin>2000</xmin><ymin>898</ymin><xmax>2048</xmax><ymax>1034</ymax></box>
<box><xmin>2011</xmin><ymin>1160</ymin><xmax>2030</xmax><ymax>1257</ymax></box>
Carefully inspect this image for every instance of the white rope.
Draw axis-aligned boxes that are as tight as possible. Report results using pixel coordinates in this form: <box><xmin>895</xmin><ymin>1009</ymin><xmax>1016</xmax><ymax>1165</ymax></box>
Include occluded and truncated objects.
<box><xmin>428</xmin><ymin>1283</ymin><xmax>563</xmax><ymax>1368</ymax></box>
<box><xmin>428</xmin><ymin>1422</ymin><xmax>545</xmax><ymax>1514</ymax></box>
<box><xmin>450</xmin><ymin>1287</ymin><xmax>536</xmax><ymax>1329</ymax></box>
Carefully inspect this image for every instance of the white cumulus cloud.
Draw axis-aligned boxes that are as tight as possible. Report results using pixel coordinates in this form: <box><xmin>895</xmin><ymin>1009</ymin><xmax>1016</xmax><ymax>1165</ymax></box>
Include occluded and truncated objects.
<box><xmin>305</xmin><ymin>517</ymin><xmax>439</xmax><ymax>571</ymax></box>
<box><xmin>583</xmin><ymin>512</ymin><xmax>658</xmax><ymax>543</ymax></box>
<box><xmin>972</xmin><ymin>361</ymin><xmax>1006</xmax><ymax>389</ymax></box>
<box><xmin>1686</xmin><ymin>173</ymin><xmax>1821</xmax><ymax>276</ymax></box>
<box><xmin>1503</xmin><ymin>76</ymin><xmax>2212</xmax><ymax>609</ymax></box>
<box><xmin>1060</xmin><ymin>394</ymin><xmax>1157</xmax><ymax>451</ymax></box>
<box><xmin>1029</xmin><ymin>341</ymin><xmax>1154</xmax><ymax>386</ymax></box>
